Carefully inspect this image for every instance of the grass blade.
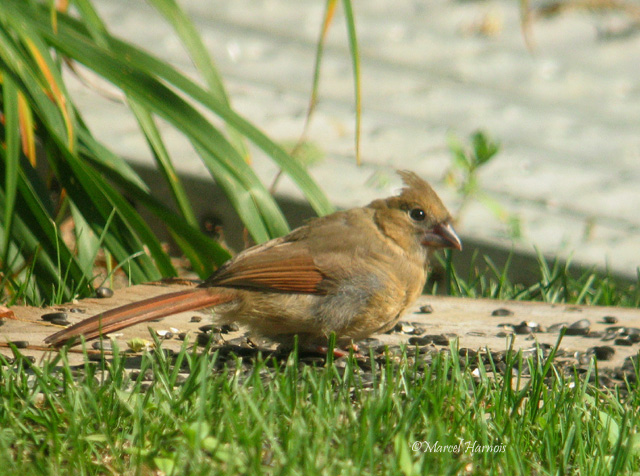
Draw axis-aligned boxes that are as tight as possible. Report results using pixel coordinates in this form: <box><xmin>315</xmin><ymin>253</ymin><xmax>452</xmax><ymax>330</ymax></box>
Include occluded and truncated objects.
<box><xmin>128</xmin><ymin>100</ymin><xmax>198</xmax><ymax>227</ymax></box>
<box><xmin>1</xmin><ymin>76</ymin><xmax>20</xmax><ymax>265</ymax></box>
<box><xmin>341</xmin><ymin>0</ymin><xmax>361</xmax><ymax>164</ymax></box>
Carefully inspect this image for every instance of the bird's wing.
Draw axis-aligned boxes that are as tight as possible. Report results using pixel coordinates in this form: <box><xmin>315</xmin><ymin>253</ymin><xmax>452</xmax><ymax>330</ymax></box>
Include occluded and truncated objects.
<box><xmin>202</xmin><ymin>209</ymin><xmax>387</xmax><ymax>295</ymax></box>
<box><xmin>202</xmin><ymin>239</ymin><xmax>329</xmax><ymax>294</ymax></box>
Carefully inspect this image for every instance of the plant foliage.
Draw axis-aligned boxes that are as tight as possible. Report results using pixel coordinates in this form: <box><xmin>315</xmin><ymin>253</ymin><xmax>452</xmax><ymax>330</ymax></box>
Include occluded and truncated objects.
<box><xmin>0</xmin><ymin>0</ymin><xmax>352</xmax><ymax>304</ymax></box>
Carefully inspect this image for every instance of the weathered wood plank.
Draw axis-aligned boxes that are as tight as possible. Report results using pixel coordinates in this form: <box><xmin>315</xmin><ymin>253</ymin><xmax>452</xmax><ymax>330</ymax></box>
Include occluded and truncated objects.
<box><xmin>1</xmin><ymin>284</ymin><xmax>638</xmax><ymax>368</ymax></box>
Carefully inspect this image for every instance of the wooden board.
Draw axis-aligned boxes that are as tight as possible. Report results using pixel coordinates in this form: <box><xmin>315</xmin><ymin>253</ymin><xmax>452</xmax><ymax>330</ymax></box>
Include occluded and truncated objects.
<box><xmin>1</xmin><ymin>283</ymin><xmax>639</xmax><ymax>368</ymax></box>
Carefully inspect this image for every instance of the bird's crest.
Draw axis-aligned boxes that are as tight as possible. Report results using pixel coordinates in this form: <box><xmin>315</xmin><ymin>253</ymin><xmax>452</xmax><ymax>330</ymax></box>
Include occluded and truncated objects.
<box><xmin>396</xmin><ymin>170</ymin><xmax>449</xmax><ymax>220</ymax></box>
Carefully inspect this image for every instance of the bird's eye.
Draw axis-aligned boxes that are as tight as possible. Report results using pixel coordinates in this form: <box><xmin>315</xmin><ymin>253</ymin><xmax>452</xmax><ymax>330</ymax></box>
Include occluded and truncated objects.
<box><xmin>409</xmin><ymin>208</ymin><xmax>426</xmax><ymax>221</ymax></box>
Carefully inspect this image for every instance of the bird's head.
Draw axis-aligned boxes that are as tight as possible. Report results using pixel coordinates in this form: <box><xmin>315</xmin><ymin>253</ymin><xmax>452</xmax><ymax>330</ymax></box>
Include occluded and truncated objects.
<box><xmin>369</xmin><ymin>170</ymin><xmax>462</xmax><ymax>255</ymax></box>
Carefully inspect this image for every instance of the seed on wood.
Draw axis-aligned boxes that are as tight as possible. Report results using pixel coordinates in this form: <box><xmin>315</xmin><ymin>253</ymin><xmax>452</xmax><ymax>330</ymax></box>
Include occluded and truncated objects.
<box><xmin>41</xmin><ymin>312</ymin><xmax>67</xmax><ymax>322</ymax></box>
<box><xmin>95</xmin><ymin>287</ymin><xmax>114</xmax><ymax>298</ymax></box>
<box><xmin>491</xmin><ymin>308</ymin><xmax>514</xmax><ymax>317</ymax></box>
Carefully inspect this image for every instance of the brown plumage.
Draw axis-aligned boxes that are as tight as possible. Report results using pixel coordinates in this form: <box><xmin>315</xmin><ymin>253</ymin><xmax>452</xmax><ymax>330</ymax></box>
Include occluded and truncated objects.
<box><xmin>45</xmin><ymin>171</ymin><xmax>461</xmax><ymax>348</ymax></box>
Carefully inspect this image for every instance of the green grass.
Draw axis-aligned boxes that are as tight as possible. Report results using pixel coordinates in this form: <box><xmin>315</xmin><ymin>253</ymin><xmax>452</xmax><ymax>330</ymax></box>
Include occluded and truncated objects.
<box><xmin>439</xmin><ymin>249</ymin><xmax>640</xmax><ymax>308</ymax></box>
<box><xmin>0</xmin><ymin>335</ymin><xmax>639</xmax><ymax>475</ymax></box>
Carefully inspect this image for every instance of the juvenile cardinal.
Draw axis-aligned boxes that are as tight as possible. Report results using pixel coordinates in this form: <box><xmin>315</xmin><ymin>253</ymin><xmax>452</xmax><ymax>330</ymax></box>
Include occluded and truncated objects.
<box><xmin>45</xmin><ymin>171</ymin><xmax>461</xmax><ymax>348</ymax></box>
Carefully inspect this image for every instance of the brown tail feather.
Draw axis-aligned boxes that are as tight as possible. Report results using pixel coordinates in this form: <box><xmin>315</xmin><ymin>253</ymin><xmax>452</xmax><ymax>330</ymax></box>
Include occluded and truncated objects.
<box><xmin>45</xmin><ymin>289</ymin><xmax>233</xmax><ymax>347</ymax></box>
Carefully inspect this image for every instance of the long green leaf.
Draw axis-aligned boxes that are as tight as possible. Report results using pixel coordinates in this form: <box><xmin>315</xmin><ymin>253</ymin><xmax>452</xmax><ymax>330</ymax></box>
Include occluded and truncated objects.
<box><xmin>341</xmin><ymin>0</ymin><xmax>361</xmax><ymax>165</ymax></box>
<box><xmin>26</xmin><ymin>4</ymin><xmax>334</xmax><ymax>219</ymax></box>
<box><xmin>0</xmin><ymin>24</ymin><xmax>68</xmax><ymax>150</ymax></box>
<box><xmin>44</xmin><ymin>136</ymin><xmax>167</xmax><ymax>282</ymax></box>
<box><xmin>147</xmin><ymin>0</ymin><xmax>251</xmax><ymax>162</ymax></box>
<box><xmin>109</xmin><ymin>37</ymin><xmax>335</xmax><ymax>217</ymax></box>
<box><xmin>72</xmin><ymin>0</ymin><xmax>200</xmax><ymax>228</ymax></box>
<box><xmin>0</xmin><ymin>2</ymin><xmax>76</xmax><ymax>150</ymax></box>
<box><xmin>69</xmin><ymin>0</ymin><xmax>110</xmax><ymax>48</ymax></box>
<box><xmin>1</xmin><ymin>0</ymin><xmax>340</xmax><ymax>302</ymax></box>
<box><xmin>0</xmin><ymin>151</ymin><xmax>90</xmax><ymax>301</ymax></box>
<box><xmin>147</xmin><ymin>0</ymin><xmax>228</xmax><ymax>103</ymax></box>
<box><xmin>192</xmin><ymin>142</ymin><xmax>272</xmax><ymax>243</ymax></box>
<box><xmin>32</xmin><ymin>22</ymin><xmax>290</xmax><ymax>241</ymax></box>
<box><xmin>74</xmin><ymin>118</ymin><xmax>149</xmax><ymax>190</ymax></box>
<box><xmin>77</xmin><ymin>126</ymin><xmax>230</xmax><ymax>275</ymax></box>
<box><xmin>302</xmin><ymin>0</ymin><xmax>338</xmax><ymax>135</ymax></box>
<box><xmin>70</xmin><ymin>202</ymin><xmax>100</xmax><ymax>276</ymax></box>
<box><xmin>1</xmin><ymin>76</ymin><xmax>20</xmax><ymax>265</ymax></box>
<box><xmin>81</xmin><ymin>140</ymin><xmax>232</xmax><ymax>274</ymax></box>
<box><xmin>1</xmin><ymin>12</ymin><xmax>167</xmax><ymax>284</ymax></box>
<box><xmin>128</xmin><ymin>100</ymin><xmax>198</xmax><ymax>227</ymax></box>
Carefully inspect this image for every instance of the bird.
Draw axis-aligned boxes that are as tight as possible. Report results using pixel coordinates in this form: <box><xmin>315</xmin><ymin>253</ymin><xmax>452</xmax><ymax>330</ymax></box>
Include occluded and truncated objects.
<box><xmin>45</xmin><ymin>171</ymin><xmax>461</xmax><ymax>349</ymax></box>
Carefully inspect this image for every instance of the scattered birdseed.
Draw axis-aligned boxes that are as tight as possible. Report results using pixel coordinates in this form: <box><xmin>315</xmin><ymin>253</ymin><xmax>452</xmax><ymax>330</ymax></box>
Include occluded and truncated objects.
<box><xmin>628</xmin><ymin>334</ymin><xmax>640</xmax><ymax>344</ymax></box>
<box><xmin>95</xmin><ymin>287</ymin><xmax>114</xmax><ymax>298</ymax></box>
<box><xmin>92</xmin><ymin>340</ymin><xmax>113</xmax><ymax>351</ymax></box>
<box><xmin>565</xmin><ymin>319</ymin><xmax>590</xmax><ymax>336</ymax></box>
<box><xmin>588</xmin><ymin>346</ymin><xmax>615</xmax><ymax>361</ymax></box>
<box><xmin>547</xmin><ymin>322</ymin><xmax>568</xmax><ymax>333</ymax></box>
<box><xmin>602</xmin><ymin>326</ymin><xmax>625</xmax><ymax>341</ymax></box>
<box><xmin>400</xmin><ymin>323</ymin><xmax>415</xmax><ymax>334</ymax></box>
<box><xmin>408</xmin><ymin>324</ymin><xmax>427</xmax><ymax>335</ymax></box>
<box><xmin>491</xmin><ymin>308</ymin><xmax>514</xmax><ymax>317</ymax></box>
<box><xmin>51</xmin><ymin>317</ymin><xmax>71</xmax><ymax>326</ymax></box>
<box><xmin>614</xmin><ymin>337</ymin><xmax>634</xmax><ymax>346</ymax></box>
<box><xmin>196</xmin><ymin>332</ymin><xmax>223</xmax><ymax>347</ymax></box>
<box><xmin>585</xmin><ymin>331</ymin><xmax>604</xmax><ymax>338</ymax></box>
<box><xmin>41</xmin><ymin>312</ymin><xmax>67</xmax><ymax>322</ymax></box>
<box><xmin>408</xmin><ymin>336</ymin><xmax>432</xmax><ymax>346</ymax></box>
<box><xmin>220</xmin><ymin>323</ymin><xmax>240</xmax><ymax>333</ymax></box>
<box><xmin>156</xmin><ymin>330</ymin><xmax>173</xmax><ymax>339</ymax></box>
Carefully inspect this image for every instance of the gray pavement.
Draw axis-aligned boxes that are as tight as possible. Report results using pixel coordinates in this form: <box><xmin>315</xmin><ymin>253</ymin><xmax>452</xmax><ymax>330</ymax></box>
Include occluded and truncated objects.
<box><xmin>69</xmin><ymin>0</ymin><xmax>640</xmax><ymax>279</ymax></box>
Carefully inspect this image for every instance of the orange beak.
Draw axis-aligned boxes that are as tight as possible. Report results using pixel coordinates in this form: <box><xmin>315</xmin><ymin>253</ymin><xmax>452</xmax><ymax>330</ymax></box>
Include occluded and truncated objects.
<box><xmin>422</xmin><ymin>222</ymin><xmax>462</xmax><ymax>251</ymax></box>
